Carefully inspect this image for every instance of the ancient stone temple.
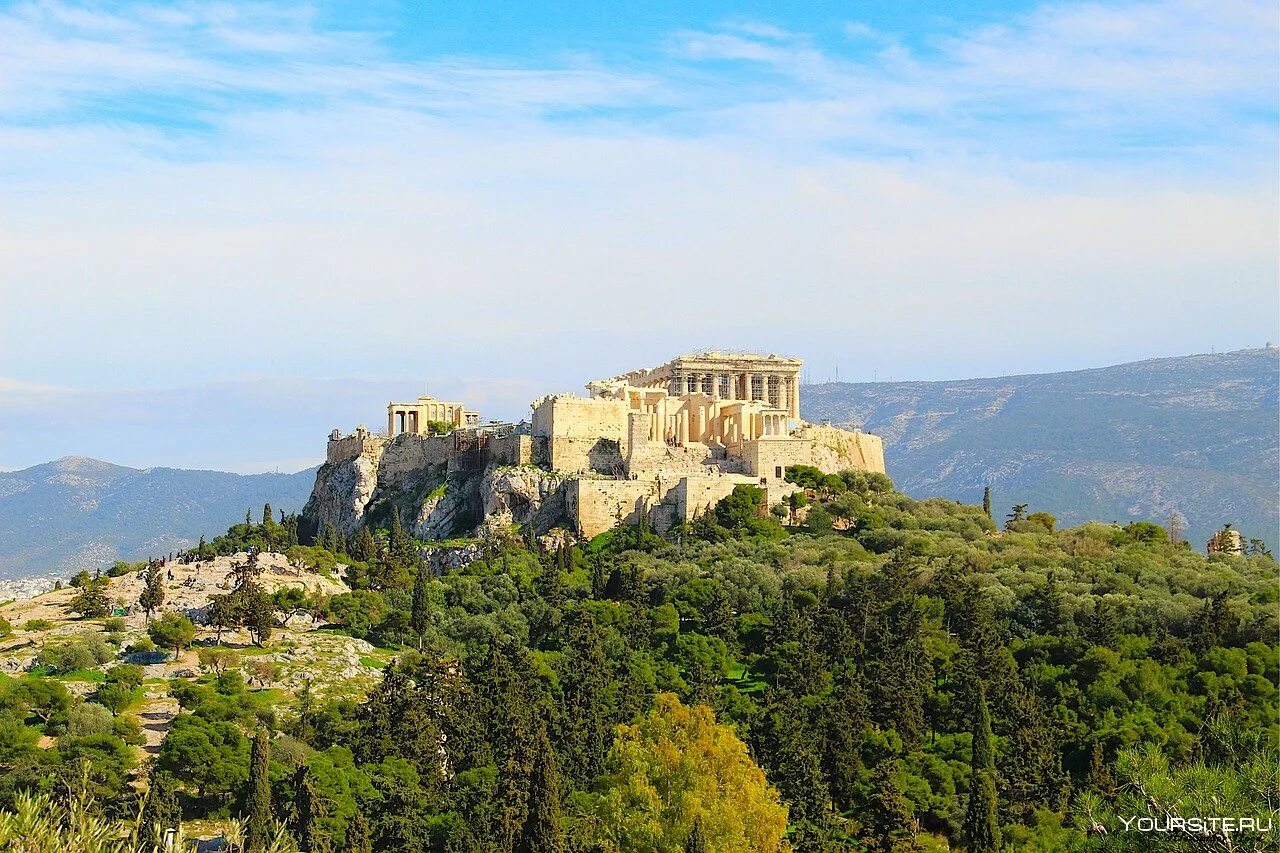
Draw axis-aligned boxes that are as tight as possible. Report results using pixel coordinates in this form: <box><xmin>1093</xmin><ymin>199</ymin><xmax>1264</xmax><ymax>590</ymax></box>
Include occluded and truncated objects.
<box><xmin>387</xmin><ymin>395</ymin><xmax>480</xmax><ymax>436</ymax></box>
<box><xmin>316</xmin><ymin>350</ymin><xmax>886</xmax><ymax>541</ymax></box>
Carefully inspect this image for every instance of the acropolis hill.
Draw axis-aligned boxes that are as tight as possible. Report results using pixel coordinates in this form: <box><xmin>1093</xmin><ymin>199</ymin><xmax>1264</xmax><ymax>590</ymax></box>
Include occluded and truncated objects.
<box><xmin>301</xmin><ymin>351</ymin><xmax>885</xmax><ymax>543</ymax></box>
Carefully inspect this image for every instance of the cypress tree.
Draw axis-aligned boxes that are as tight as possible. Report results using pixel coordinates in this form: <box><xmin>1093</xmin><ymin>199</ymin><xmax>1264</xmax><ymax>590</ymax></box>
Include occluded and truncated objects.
<box><xmin>350</xmin><ymin>527</ymin><xmax>377</xmax><ymax>563</ymax></box>
<box><xmin>824</xmin><ymin>667</ymin><xmax>868</xmax><ymax>812</ymax></box>
<box><xmin>411</xmin><ymin>561</ymin><xmax>432</xmax><ymax>646</ymax></box>
<box><xmin>262</xmin><ymin>502</ymin><xmax>274</xmax><ymax>526</ymax></box>
<box><xmin>518</xmin><ymin>725</ymin><xmax>564</xmax><ymax>853</ymax></box>
<box><xmin>138</xmin><ymin>562</ymin><xmax>165</xmax><ymax>622</ymax></box>
<box><xmin>559</xmin><ymin>610</ymin><xmax>610</xmax><ymax>786</ymax></box>
<box><xmin>982</xmin><ymin>486</ymin><xmax>992</xmax><ymax>520</ymax></box>
<box><xmin>536</xmin><ymin>551</ymin><xmax>565</xmax><ymax>607</ymax></box>
<box><xmin>294</xmin><ymin>765</ymin><xmax>326</xmax><ymax>853</ymax></box>
<box><xmin>963</xmin><ymin>681</ymin><xmax>1000</xmax><ymax>853</ymax></box>
<box><xmin>245</xmin><ymin>730</ymin><xmax>272</xmax><ymax>853</ymax></box>
<box><xmin>1087</xmin><ymin>741</ymin><xmax>1116</xmax><ymax>795</ymax></box>
<box><xmin>139</xmin><ymin>768</ymin><xmax>181</xmax><ymax>843</ymax></box>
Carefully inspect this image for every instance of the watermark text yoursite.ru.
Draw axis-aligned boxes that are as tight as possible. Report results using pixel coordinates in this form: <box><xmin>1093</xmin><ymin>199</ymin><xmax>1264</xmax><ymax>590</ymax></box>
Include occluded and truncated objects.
<box><xmin>1117</xmin><ymin>816</ymin><xmax>1274</xmax><ymax>834</ymax></box>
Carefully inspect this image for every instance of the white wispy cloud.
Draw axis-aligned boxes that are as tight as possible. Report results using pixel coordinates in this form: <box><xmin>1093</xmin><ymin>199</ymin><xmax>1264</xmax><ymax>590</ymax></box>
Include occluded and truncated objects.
<box><xmin>0</xmin><ymin>0</ymin><xmax>1274</xmax><ymax>470</ymax></box>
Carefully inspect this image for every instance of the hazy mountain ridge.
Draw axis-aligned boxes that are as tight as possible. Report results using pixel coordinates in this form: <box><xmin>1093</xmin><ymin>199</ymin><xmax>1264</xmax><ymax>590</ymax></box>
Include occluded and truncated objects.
<box><xmin>0</xmin><ymin>456</ymin><xmax>316</xmax><ymax>579</ymax></box>
<box><xmin>801</xmin><ymin>348</ymin><xmax>1278</xmax><ymax>549</ymax></box>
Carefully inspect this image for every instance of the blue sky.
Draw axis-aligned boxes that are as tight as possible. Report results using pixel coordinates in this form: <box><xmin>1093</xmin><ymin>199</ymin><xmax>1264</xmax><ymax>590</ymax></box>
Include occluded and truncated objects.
<box><xmin>0</xmin><ymin>0</ymin><xmax>1276</xmax><ymax>471</ymax></box>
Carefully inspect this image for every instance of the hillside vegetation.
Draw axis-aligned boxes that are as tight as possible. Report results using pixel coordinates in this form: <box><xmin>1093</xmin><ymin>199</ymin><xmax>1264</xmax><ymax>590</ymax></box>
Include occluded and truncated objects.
<box><xmin>801</xmin><ymin>348</ymin><xmax>1279</xmax><ymax>552</ymax></box>
<box><xmin>0</xmin><ymin>471</ymin><xmax>1274</xmax><ymax>851</ymax></box>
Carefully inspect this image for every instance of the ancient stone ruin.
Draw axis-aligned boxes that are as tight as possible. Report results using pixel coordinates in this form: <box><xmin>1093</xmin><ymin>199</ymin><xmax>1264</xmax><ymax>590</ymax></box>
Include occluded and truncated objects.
<box><xmin>304</xmin><ymin>351</ymin><xmax>885</xmax><ymax>542</ymax></box>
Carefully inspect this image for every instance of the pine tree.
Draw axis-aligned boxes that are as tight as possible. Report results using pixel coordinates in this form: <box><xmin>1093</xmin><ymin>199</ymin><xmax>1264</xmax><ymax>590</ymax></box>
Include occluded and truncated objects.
<box><xmin>245</xmin><ymin>730</ymin><xmax>272</xmax><ymax>853</ymax></box>
<box><xmin>293</xmin><ymin>765</ymin><xmax>326</xmax><ymax>852</ymax></box>
<box><xmin>410</xmin><ymin>561</ymin><xmax>431</xmax><ymax>646</ymax></box>
<box><xmin>963</xmin><ymin>681</ymin><xmax>1001</xmax><ymax>853</ymax></box>
<box><xmin>348</xmin><ymin>809</ymin><xmax>373</xmax><ymax>853</ymax></box>
<box><xmin>863</xmin><ymin>758</ymin><xmax>914</xmax><ymax>853</ymax></box>
<box><xmin>138</xmin><ymin>562</ymin><xmax>166</xmax><ymax>622</ymax></box>
<box><xmin>519</xmin><ymin>724</ymin><xmax>564</xmax><ymax>853</ymax></box>
<box><xmin>1087</xmin><ymin>741</ymin><xmax>1116</xmax><ymax>795</ymax></box>
<box><xmin>139</xmin><ymin>768</ymin><xmax>181</xmax><ymax>843</ymax></box>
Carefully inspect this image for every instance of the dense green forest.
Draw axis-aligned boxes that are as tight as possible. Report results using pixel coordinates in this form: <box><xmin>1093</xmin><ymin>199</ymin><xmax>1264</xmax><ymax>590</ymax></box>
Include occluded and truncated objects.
<box><xmin>1</xmin><ymin>470</ymin><xmax>1276</xmax><ymax>851</ymax></box>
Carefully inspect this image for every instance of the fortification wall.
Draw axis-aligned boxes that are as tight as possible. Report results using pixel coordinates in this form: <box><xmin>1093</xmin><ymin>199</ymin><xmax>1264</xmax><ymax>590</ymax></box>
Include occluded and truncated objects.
<box><xmin>569</xmin><ymin>479</ymin><xmax>662</xmax><ymax>538</ymax></box>
<box><xmin>740</xmin><ymin>437</ymin><xmax>818</xmax><ymax>479</ymax></box>
<box><xmin>488</xmin><ymin>434</ymin><xmax>533</xmax><ymax>467</ymax></box>
<box><xmin>548</xmin><ymin>437</ymin><xmax>624</xmax><ymax>475</ymax></box>
<box><xmin>326</xmin><ymin>433</ymin><xmax>387</xmax><ymax>465</ymax></box>
<box><xmin>378</xmin><ymin>434</ymin><xmax>454</xmax><ymax>489</ymax></box>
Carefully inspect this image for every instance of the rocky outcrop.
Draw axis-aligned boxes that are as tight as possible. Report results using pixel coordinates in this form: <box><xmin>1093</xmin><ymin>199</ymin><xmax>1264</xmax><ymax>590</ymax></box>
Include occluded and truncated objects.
<box><xmin>303</xmin><ymin>455</ymin><xmax>379</xmax><ymax>538</ymax></box>
<box><xmin>481</xmin><ymin>466</ymin><xmax>570</xmax><ymax>530</ymax></box>
<box><xmin>304</xmin><ymin>441</ymin><xmax>573</xmax><ymax>546</ymax></box>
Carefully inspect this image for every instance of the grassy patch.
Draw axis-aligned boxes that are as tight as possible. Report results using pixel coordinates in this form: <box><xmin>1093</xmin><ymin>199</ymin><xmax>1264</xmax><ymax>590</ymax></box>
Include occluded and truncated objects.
<box><xmin>57</xmin><ymin>668</ymin><xmax>107</xmax><ymax>683</ymax></box>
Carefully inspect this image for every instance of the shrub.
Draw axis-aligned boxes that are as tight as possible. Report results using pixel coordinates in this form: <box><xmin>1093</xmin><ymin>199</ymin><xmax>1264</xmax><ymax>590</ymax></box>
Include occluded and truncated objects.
<box><xmin>102</xmin><ymin>617</ymin><xmax>127</xmax><ymax>632</ymax></box>
<box><xmin>67</xmin><ymin>702</ymin><xmax>115</xmax><ymax>737</ymax></box>
<box><xmin>22</xmin><ymin>618</ymin><xmax>54</xmax><ymax>632</ymax></box>
<box><xmin>36</xmin><ymin>633</ymin><xmax>115</xmax><ymax>674</ymax></box>
<box><xmin>0</xmin><ymin>616</ymin><xmax>11</xmax><ymax>639</ymax></box>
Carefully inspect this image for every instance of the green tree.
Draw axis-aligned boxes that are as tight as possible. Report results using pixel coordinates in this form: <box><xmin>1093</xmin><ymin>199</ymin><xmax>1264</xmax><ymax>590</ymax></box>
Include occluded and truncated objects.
<box><xmin>863</xmin><ymin>758</ymin><xmax>915</xmax><ymax>853</ymax></box>
<box><xmin>139</xmin><ymin>767</ymin><xmax>182</xmax><ymax>842</ymax></box>
<box><xmin>982</xmin><ymin>486</ymin><xmax>992</xmax><ymax>519</ymax></box>
<box><xmin>519</xmin><ymin>724</ymin><xmax>564</xmax><ymax>853</ymax></box>
<box><xmin>240</xmin><ymin>580</ymin><xmax>275</xmax><ymax>646</ymax></box>
<box><xmin>294</xmin><ymin>764</ymin><xmax>326</xmax><ymax>853</ymax></box>
<box><xmin>148</xmin><ymin>611</ymin><xmax>197</xmax><ymax>660</ymax></box>
<box><xmin>68</xmin><ymin>571</ymin><xmax>111</xmax><ymax>618</ymax></box>
<box><xmin>558</xmin><ymin>610</ymin><xmax>611</xmax><ymax>787</ymax></box>
<box><xmin>410</xmin><ymin>562</ymin><xmax>431</xmax><ymax>645</ymax></box>
<box><xmin>349</xmin><ymin>527</ymin><xmax>377</xmax><ymax>563</ymax></box>
<box><xmin>138</xmin><ymin>562</ymin><xmax>165</xmax><ymax>622</ymax></box>
<box><xmin>348</xmin><ymin>809</ymin><xmax>373</xmax><ymax>853</ymax></box>
<box><xmin>244</xmin><ymin>729</ymin><xmax>272</xmax><ymax>853</ymax></box>
<box><xmin>963</xmin><ymin>681</ymin><xmax>1000</xmax><ymax>853</ymax></box>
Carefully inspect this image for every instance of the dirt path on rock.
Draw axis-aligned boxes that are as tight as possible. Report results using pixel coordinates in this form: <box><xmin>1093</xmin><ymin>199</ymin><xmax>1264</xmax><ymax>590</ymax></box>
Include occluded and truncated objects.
<box><xmin>135</xmin><ymin>695</ymin><xmax>180</xmax><ymax>759</ymax></box>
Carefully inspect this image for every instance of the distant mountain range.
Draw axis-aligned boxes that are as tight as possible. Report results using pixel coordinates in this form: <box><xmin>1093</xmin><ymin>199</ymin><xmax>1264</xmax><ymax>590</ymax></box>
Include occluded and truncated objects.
<box><xmin>801</xmin><ymin>348</ymin><xmax>1278</xmax><ymax>551</ymax></box>
<box><xmin>0</xmin><ymin>457</ymin><xmax>316</xmax><ymax>580</ymax></box>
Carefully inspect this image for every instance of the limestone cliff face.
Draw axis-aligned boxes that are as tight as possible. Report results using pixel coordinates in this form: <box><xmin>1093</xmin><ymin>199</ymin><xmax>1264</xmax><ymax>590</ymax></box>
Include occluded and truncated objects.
<box><xmin>302</xmin><ymin>432</ymin><xmax>568</xmax><ymax>543</ymax></box>
<box><xmin>302</xmin><ymin>454</ymin><xmax>381</xmax><ymax>538</ymax></box>
<box><xmin>799</xmin><ymin>424</ymin><xmax>886</xmax><ymax>474</ymax></box>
